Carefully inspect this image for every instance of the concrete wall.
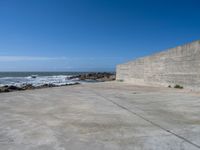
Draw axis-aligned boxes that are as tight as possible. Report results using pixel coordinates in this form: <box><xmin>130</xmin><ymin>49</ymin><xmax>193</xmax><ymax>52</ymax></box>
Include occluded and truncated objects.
<box><xmin>116</xmin><ymin>40</ymin><xmax>200</xmax><ymax>90</ymax></box>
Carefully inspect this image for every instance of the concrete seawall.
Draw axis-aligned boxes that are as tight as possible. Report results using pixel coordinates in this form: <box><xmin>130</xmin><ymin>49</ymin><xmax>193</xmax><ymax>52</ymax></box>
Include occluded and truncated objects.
<box><xmin>116</xmin><ymin>40</ymin><xmax>200</xmax><ymax>90</ymax></box>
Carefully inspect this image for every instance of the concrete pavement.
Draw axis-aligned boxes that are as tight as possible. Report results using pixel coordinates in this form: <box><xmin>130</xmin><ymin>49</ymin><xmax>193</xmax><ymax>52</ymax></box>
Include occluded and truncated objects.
<box><xmin>0</xmin><ymin>81</ymin><xmax>200</xmax><ymax>150</ymax></box>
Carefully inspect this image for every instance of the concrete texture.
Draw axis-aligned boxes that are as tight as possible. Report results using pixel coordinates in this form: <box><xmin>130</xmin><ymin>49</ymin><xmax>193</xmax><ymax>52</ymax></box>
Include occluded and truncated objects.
<box><xmin>0</xmin><ymin>82</ymin><xmax>200</xmax><ymax>150</ymax></box>
<box><xmin>116</xmin><ymin>40</ymin><xmax>200</xmax><ymax>90</ymax></box>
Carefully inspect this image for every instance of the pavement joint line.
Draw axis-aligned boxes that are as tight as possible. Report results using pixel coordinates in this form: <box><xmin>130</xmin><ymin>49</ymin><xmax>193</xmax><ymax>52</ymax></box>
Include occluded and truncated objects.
<box><xmin>90</xmin><ymin>89</ymin><xmax>200</xmax><ymax>149</ymax></box>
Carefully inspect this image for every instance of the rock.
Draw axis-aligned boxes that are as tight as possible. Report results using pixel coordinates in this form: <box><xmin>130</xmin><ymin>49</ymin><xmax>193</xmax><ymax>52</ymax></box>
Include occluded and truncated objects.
<box><xmin>8</xmin><ymin>86</ymin><xmax>22</xmax><ymax>91</ymax></box>
<box><xmin>0</xmin><ymin>86</ymin><xmax>17</xmax><ymax>92</ymax></box>
<box><xmin>69</xmin><ymin>72</ymin><xmax>116</xmax><ymax>82</ymax></box>
<box><xmin>21</xmin><ymin>84</ymin><xmax>35</xmax><ymax>90</ymax></box>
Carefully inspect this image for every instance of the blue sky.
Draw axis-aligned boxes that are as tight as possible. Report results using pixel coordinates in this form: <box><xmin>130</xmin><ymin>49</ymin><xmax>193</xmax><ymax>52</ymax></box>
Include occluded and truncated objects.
<box><xmin>0</xmin><ymin>0</ymin><xmax>200</xmax><ymax>71</ymax></box>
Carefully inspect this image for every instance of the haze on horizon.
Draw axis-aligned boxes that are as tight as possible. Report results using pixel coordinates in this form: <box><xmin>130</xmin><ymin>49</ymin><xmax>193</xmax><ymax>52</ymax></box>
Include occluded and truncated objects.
<box><xmin>0</xmin><ymin>0</ymin><xmax>200</xmax><ymax>72</ymax></box>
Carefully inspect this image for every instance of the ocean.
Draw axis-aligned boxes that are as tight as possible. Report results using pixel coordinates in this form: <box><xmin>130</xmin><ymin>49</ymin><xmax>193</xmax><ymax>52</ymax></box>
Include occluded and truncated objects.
<box><xmin>0</xmin><ymin>72</ymin><xmax>84</xmax><ymax>87</ymax></box>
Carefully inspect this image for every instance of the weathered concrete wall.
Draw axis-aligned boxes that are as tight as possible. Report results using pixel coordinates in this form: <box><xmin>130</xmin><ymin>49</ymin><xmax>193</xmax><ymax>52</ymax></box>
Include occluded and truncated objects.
<box><xmin>116</xmin><ymin>40</ymin><xmax>200</xmax><ymax>90</ymax></box>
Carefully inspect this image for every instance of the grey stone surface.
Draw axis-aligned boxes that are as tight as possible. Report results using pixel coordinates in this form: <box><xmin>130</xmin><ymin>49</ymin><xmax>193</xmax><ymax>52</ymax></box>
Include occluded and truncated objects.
<box><xmin>0</xmin><ymin>82</ymin><xmax>200</xmax><ymax>150</ymax></box>
<box><xmin>116</xmin><ymin>40</ymin><xmax>200</xmax><ymax>90</ymax></box>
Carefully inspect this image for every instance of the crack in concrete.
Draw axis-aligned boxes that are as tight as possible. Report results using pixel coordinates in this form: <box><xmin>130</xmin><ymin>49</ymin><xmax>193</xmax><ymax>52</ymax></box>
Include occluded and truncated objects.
<box><xmin>91</xmin><ymin>89</ymin><xmax>200</xmax><ymax>149</ymax></box>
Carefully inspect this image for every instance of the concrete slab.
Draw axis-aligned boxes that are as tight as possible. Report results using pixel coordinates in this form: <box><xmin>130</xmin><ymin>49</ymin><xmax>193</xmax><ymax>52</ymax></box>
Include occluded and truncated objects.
<box><xmin>0</xmin><ymin>82</ymin><xmax>200</xmax><ymax>150</ymax></box>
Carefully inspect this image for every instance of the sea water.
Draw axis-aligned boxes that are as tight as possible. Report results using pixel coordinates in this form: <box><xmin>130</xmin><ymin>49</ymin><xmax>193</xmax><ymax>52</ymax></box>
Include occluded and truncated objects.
<box><xmin>0</xmin><ymin>72</ymin><xmax>83</xmax><ymax>87</ymax></box>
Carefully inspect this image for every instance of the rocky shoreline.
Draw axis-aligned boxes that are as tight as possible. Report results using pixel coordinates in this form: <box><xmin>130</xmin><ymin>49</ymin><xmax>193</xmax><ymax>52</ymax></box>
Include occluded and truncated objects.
<box><xmin>0</xmin><ymin>72</ymin><xmax>115</xmax><ymax>93</ymax></box>
<box><xmin>68</xmin><ymin>72</ymin><xmax>116</xmax><ymax>82</ymax></box>
<box><xmin>0</xmin><ymin>82</ymin><xmax>80</xmax><ymax>93</ymax></box>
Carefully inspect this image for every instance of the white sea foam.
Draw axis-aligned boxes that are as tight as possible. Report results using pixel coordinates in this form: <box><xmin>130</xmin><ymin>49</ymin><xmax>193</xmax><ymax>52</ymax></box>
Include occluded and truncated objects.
<box><xmin>0</xmin><ymin>75</ymin><xmax>79</xmax><ymax>87</ymax></box>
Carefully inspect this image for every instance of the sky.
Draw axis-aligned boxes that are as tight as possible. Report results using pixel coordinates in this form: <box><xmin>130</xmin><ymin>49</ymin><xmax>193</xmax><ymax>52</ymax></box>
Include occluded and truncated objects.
<box><xmin>0</xmin><ymin>0</ymin><xmax>200</xmax><ymax>72</ymax></box>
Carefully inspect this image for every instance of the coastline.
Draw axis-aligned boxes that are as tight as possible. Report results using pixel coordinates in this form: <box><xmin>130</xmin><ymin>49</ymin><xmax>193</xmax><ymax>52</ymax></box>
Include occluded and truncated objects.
<box><xmin>0</xmin><ymin>72</ymin><xmax>115</xmax><ymax>93</ymax></box>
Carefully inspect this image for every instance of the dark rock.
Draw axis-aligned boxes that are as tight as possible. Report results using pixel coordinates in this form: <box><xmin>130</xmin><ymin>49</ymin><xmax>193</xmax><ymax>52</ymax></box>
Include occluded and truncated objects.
<box><xmin>8</xmin><ymin>86</ymin><xmax>22</xmax><ymax>91</ymax></box>
<box><xmin>69</xmin><ymin>72</ymin><xmax>116</xmax><ymax>82</ymax></box>
<box><xmin>21</xmin><ymin>84</ymin><xmax>35</xmax><ymax>90</ymax></box>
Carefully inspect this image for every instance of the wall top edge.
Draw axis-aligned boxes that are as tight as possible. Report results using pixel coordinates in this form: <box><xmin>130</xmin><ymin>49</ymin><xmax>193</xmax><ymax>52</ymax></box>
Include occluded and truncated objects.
<box><xmin>119</xmin><ymin>40</ymin><xmax>200</xmax><ymax>66</ymax></box>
